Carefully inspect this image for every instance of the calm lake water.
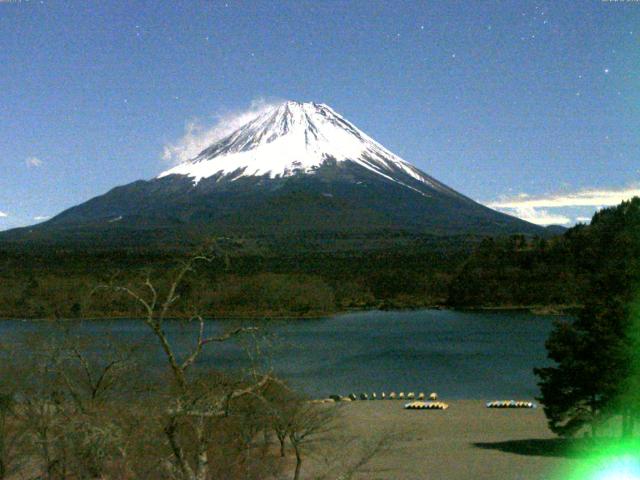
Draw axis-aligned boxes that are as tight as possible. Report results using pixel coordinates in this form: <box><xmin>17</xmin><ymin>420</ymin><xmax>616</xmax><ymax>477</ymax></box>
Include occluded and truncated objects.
<box><xmin>0</xmin><ymin>309</ymin><xmax>565</xmax><ymax>399</ymax></box>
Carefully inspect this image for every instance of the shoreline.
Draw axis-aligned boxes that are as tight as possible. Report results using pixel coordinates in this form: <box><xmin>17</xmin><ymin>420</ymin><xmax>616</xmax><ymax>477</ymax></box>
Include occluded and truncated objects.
<box><xmin>457</xmin><ymin>304</ymin><xmax>581</xmax><ymax>315</ymax></box>
<box><xmin>0</xmin><ymin>303</ymin><xmax>580</xmax><ymax>321</ymax></box>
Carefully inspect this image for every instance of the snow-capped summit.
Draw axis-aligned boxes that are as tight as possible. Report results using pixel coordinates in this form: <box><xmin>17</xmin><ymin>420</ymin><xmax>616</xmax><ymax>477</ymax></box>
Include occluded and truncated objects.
<box><xmin>158</xmin><ymin>101</ymin><xmax>453</xmax><ymax>197</ymax></box>
<box><xmin>1</xmin><ymin>100</ymin><xmax>548</xmax><ymax>246</ymax></box>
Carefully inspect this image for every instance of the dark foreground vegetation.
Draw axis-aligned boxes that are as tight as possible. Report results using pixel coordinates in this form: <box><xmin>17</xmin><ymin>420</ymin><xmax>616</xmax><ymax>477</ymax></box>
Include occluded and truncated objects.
<box><xmin>0</xmin><ymin>256</ymin><xmax>385</xmax><ymax>480</ymax></box>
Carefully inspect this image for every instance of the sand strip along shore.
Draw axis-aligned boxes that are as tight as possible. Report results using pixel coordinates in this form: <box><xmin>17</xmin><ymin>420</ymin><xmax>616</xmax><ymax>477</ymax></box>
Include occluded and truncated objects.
<box><xmin>303</xmin><ymin>400</ymin><xmax>582</xmax><ymax>480</ymax></box>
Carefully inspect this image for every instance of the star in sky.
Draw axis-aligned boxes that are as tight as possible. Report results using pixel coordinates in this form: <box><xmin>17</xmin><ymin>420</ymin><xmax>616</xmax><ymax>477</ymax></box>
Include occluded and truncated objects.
<box><xmin>1</xmin><ymin>0</ymin><xmax>638</xmax><ymax>230</ymax></box>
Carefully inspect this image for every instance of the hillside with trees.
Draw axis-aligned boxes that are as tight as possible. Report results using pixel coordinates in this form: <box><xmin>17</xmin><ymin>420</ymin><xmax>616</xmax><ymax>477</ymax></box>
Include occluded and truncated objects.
<box><xmin>3</xmin><ymin>200</ymin><xmax>638</xmax><ymax>319</ymax></box>
<box><xmin>0</xmin><ymin>227</ymin><xmax>599</xmax><ymax>320</ymax></box>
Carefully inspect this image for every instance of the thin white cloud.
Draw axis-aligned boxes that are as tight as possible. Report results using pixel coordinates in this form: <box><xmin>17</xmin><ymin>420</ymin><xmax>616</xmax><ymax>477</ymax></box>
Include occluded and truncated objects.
<box><xmin>25</xmin><ymin>156</ymin><xmax>43</xmax><ymax>168</ymax></box>
<box><xmin>486</xmin><ymin>185</ymin><xmax>640</xmax><ymax>226</ymax></box>
<box><xmin>162</xmin><ymin>98</ymin><xmax>283</xmax><ymax>165</ymax></box>
<box><xmin>0</xmin><ymin>211</ymin><xmax>7</xmax><ymax>218</ymax></box>
<box><xmin>488</xmin><ymin>186</ymin><xmax>640</xmax><ymax>209</ymax></box>
<box><xmin>497</xmin><ymin>206</ymin><xmax>571</xmax><ymax>226</ymax></box>
<box><xmin>34</xmin><ymin>215</ymin><xmax>50</xmax><ymax>221</ymax></box>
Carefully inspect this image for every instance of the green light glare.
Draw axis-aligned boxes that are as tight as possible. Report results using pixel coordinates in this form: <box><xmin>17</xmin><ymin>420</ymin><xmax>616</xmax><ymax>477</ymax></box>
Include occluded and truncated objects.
<box><xmin>547</xmin><ymin>259</ymin><xmax>640</xmax><ymax>479</ymax></box>
<box><xmin>560</xmin><ymin>298</ymin><xmax>640</xmax><ymax>479</ymax></box>
<box><xmin>559</xmin><ymin>439</ymin><xmax>640</xmax><ymax>480</ymax></box>
<box><xmin>591</xmin><ymin>457</ymin><xmax>640</xmax><ymax>480</ymax></box>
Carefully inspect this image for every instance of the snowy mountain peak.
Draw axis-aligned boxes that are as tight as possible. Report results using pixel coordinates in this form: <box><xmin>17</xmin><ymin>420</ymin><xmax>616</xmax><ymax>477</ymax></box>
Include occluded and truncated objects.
<box><xmin>158</xmin><ymin>101</ymin><xmax>448</xmax><ymax>194</ymax></box>
<box><xmin>4</xmin><ymin>100</ymin><xmax>545</xmax><ymax>243</ymax></box>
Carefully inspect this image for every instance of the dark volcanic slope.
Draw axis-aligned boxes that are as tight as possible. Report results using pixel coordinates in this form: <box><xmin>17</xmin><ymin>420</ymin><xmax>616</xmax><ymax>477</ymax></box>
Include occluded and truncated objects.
<box><xmin>0</xmin><ymin>102</ymin><xmax>547</xmax><ymax>247</ymax></box>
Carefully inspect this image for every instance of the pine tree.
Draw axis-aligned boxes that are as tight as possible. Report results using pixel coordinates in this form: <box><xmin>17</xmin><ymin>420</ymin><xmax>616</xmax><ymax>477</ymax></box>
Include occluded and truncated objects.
<box><xmin>535</xmin><ymin>198</ymin><xmax>640</xmax><ymax>437</ymax></box>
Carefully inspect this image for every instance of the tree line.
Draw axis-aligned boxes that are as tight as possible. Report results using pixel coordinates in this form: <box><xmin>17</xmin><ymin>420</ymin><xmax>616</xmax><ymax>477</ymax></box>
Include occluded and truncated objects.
<box><xmin>0</xmin><ymin>230</ymin><xmax>587</xmax><ymax>319</ymax></box>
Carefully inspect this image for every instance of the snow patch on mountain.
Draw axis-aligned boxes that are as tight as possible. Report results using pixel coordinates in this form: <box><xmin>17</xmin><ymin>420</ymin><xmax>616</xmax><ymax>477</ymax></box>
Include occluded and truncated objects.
<box><xmin>158</xmin><ymin>101</ymin><xmax>445</xmax><ymax>195</ymax></box>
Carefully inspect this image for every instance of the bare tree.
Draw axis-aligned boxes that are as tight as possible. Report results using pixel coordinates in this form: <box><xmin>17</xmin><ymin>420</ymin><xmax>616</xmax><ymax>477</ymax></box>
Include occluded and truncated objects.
<box><xmin>328</xmin><ymin>434</ymin><xmax>396</xmax><ymax>480</ymax></box>
<box><xmin>105</xmin><ymin>248</ymin><xmax>275</xmax><ymax>480</ymax></box>
<box><xmin>0</xmin><ymin>245</ymin><xmax>381</xmax><ymax>480</ymax></box>
<box><xmin>7</xmin><ymin>329</ymin><xmax>137</xmax><ymax>480</ymax></box>
<box><xmin>0</xmin><ymin>340</ymin><xmax>25</xmax><ymax>479</ymax></box>
<box><xmin>18</xmin><ymin>355</ymin><xmax>70</xmax><ymax>480</ymax></box>
<box><xmin>262</xmin><ymin>381</ymin><xmax>298</xmax><ymax>459</ymax></box>
<box><xmin>286</xmin><ymin>401</ymin><xmax>337</xmax><ymax>480</ymax></box>
<box><xmin>0</xmin><ymin>392</ymin><xmax>23</xmax><ymax>479</ymax></box>
<box><xmin>265</xmin><ymin>387</ymin><xmax>390</xmax><ymax>480</ymax></box>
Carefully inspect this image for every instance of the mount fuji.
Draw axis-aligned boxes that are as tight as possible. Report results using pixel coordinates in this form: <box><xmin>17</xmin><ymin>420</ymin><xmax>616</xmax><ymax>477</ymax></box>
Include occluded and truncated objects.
<box><xmin>159</xmin><ymin>101</ymin><xmax>460</xmax><ymax>197</ymax></box>
<box><xmin>1</xmin><ymin>101</ymin><xmax>547</xmax><ymax>247</ymax></box>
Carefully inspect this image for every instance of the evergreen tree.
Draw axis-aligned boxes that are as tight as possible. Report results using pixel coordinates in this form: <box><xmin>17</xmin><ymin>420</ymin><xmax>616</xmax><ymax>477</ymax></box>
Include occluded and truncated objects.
<box><xmin>535</xmin><ymin>198</ymin><xmax>640</xmax><ymax>437</ymax></box>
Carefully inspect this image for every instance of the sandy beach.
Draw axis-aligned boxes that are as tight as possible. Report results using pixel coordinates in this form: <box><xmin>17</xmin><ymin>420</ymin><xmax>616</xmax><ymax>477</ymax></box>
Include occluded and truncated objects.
<box><xmin>316</xmin><ymin>400</ymin><xmax>581</xmax><ymax>480</ymax></box>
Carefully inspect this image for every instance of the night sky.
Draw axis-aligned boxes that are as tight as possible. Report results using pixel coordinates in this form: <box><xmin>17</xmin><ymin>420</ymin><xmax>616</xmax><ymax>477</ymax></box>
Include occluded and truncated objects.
<box><xmin>1</xmin><ymin>0</ymin><xmax>638</xmax><ymax>229</ymax></box>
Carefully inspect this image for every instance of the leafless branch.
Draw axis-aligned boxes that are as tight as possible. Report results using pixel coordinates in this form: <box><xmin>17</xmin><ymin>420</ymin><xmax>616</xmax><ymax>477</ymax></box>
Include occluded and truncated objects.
<box><xmin>200</xmin><ymin>326</ymin><xmax>258</xmax><ymax>346</ymax></box>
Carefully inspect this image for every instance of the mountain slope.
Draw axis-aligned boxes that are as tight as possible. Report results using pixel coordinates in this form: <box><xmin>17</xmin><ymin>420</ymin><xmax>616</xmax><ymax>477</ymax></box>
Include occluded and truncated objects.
<box><xmin>0</xmin><ymin>101</ymin><xmax>547</xmax><ymax>247</ymax></box>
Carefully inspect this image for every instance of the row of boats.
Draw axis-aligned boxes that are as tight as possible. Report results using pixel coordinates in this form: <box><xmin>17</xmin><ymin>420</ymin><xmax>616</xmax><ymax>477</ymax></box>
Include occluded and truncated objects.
<box><xmin>404</xmin><ymin>400</ymin><xmax>537</xmax><ymax>410</ymax></box>
<box><xmin>323</xmin><ymin>393</ymin><xmax>536</xmax><ymax>410</ymax></box>
<box><xmin>329</xmin><ymin>392</ymin><xmax>439</xmax><ymax>402</ymax></box>
<box><xmin>404</xmin><ymin>401</ymin><xmax>449</xmax><ymax>410</ymax></box>
<box><xmin>485</xmin><ymin>400</ymin><xmax>536</xmax><ymax>409</ymax></box>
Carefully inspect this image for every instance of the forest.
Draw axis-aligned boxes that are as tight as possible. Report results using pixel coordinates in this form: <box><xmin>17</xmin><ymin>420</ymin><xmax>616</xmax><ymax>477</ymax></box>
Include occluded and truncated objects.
<box><xmin>0</xmin><ymin>217</ymin><xmax>593</xmax><ymax>319</ymax></box>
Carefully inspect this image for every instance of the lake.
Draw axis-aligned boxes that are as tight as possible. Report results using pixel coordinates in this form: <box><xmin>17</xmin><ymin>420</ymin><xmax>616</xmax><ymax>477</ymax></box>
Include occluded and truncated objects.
<box><xmin>0</xmin><ymin>309</ymin><xmax>565</xmax><ymax>399</ymax></box>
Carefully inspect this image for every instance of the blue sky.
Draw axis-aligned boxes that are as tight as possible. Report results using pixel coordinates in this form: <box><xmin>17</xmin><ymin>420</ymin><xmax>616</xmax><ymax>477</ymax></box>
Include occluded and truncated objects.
<box><xmin>1</xmin><ymin>0</ymin><xmax>638</xmax><ymax>229</ymax></box>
